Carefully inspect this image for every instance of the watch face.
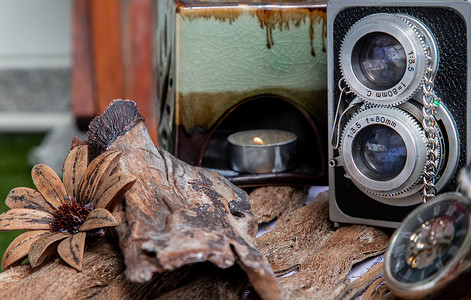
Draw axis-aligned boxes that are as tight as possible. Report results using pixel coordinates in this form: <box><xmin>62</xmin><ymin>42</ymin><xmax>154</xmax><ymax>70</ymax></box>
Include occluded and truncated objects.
<box><xmin>385</xmin><ymin>193</ymin><xmax>471</xmax><ymax>295</ymax></box>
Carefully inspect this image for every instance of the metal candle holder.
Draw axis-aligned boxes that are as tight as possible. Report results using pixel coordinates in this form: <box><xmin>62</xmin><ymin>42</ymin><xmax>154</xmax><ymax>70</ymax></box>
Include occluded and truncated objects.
<box><xmin>228</xmin><ymin>129</ymin><xmax>297</xmax><ymax>174</ymax></box>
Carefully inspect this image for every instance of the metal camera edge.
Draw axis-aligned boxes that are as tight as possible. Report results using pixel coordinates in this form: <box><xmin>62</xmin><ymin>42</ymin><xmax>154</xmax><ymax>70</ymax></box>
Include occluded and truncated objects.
<box><xmin>327</xmin><ymin>0</ymin><xmax>471</xmax><ymax>228</ymax></box>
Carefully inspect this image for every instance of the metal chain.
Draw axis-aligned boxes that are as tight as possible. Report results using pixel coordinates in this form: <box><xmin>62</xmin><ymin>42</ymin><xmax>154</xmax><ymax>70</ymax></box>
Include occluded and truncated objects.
<box><xmin>421</xmin><ymin>43</ymin><xmax>440</xmax><ymax>203</ymax></box>
<box><xmin>331</xmin><ymin>77</ymin><xmax>352</xmax><ymax>149</ymax></box>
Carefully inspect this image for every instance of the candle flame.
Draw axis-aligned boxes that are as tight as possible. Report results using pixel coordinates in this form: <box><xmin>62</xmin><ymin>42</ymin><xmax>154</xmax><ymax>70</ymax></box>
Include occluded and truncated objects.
<box><xmin>253</xmin><ymin>137</ymin><xmax>264</xmax><ymax>145</ymax></box>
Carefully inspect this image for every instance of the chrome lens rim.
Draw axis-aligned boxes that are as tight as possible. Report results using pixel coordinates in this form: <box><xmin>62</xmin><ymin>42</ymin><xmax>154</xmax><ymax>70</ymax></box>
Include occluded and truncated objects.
<box><xmin>340</xmin><ymin>13</ymin><xmax>433</xmax><ymax>105</ymax></box>
<box><xmin>341</xmin><ymin>106</ymin><xmax>427</xmax><ymax>197</ymax></box>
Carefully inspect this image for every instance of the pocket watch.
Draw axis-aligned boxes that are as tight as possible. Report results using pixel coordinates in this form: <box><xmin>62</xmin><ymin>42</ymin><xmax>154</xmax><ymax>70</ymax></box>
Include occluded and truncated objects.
<box><xmin>384</xmin><ymin>192</ymin><xmax>471</xmax><ymax>298</ymax></box>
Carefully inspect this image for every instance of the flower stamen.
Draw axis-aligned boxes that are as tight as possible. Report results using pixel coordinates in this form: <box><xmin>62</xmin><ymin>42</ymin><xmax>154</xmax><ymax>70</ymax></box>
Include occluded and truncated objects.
<box><xmin>51</xmin><ymin>197</ymin><xmax>91</xmax><ymax>235</ymax></box>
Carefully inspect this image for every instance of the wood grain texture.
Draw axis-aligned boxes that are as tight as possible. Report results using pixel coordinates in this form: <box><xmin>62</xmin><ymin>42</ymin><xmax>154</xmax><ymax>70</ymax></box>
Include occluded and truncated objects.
<box><xmin>90</xmin><ymin>0</ymin><xmax>126</xmax><ymax>114</ymax></box>
<box><xmin>2</xmin><ymin>187</ymin><xmax>471</xmax><ymax>299</ymax></box>
<box><xmin>107</xmin><ymin>122</ymin><xmax>281</xmax><ymax>299</ymax></box>
<box><xmin>1</xmin><ymin>230</ymin><xmax>50</xmax><ymax>270</ymax></box>
<box><xmin>5</xmin><ymin>187</ymin><xmax>54</xmax><ymax>213</ymax></box>
<box><xmin>249</xmin><ymin>186</ymin><xmax>307</xmax><ymax>224</ymax></box>
<box><xmin>73</xmin><ymin>0</ymin><xmax>158</xmax><ymax>141</ymax></box>
<box><xmin>57</xmin><ymin>232</ymin><xmax>86</xmax><ymax>271</ymax></box>
<box><xmin>0</xmin><ymin>240</ymin><xmax>254</xmax><ymax>300</ymax></box>
<box><xmin>256</xmin><ymin>191</ymin><xmax>390</xmax><ymax>299</ymax></box>
<box><xmin>125</xmin><ymin>0</ymin><xmax>158</xmax><ymax>143</ymax></box>
<box><xmin>87</xmin><ymin>100</ymin><xmax>281</xmax><ymax>299</ymax></box>
<box><xmin>31</xmin><ymin>164</ymin><xmax>68</xmax><ymax>211</ymax></box>
<box><xmin>0</xmin><ymin>242</ymin><xmax>125</xmax><ymax>299</ymax></box>
<box><xmin>71</xmin><ymin>0</ymin><xmax>95</xmax><ymax>129</ymax></box>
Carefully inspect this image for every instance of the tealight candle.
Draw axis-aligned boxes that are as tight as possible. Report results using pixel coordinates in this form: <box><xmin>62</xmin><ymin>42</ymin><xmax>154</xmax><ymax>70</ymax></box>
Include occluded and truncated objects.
<box><xmin>227</xmin><ymin>129</ymin><xmax>297</xmax><ymax>174</ymax></box>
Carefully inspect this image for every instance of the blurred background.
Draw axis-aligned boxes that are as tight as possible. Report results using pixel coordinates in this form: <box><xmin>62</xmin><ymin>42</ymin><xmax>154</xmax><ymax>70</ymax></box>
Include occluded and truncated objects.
<box><xmin>0</xmin><ymin>0</ymin><xmax>157</xmax><ymax>266</ymax></box>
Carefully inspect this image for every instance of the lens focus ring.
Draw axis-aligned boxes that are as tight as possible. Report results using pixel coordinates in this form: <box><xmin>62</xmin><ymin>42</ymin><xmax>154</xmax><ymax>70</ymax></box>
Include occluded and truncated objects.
<box><xmin>340</xmin><ymin>13</ymin><xmax>437</xmax><ymax>106</ymax></box>
<box><xmin>340</xmin><ymin>106</ymin><xmax>427</xmax><ymax>205</ymax></box>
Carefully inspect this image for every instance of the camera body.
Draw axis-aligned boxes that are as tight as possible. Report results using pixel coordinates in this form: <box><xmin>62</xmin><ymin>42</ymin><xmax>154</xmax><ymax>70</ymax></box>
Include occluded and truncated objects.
<box><xmin>327</xmin><ymin>0</ymin><xmax>471</xmax><ymax>227</ymax></box>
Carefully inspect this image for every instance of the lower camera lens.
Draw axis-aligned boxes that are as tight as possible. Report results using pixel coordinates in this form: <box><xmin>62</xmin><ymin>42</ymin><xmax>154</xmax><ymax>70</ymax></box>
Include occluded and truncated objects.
<box><xmin>353</xmin><ymin>124</ymin><xmax>407</xmax><ymax>181</ymax></box>
<box><xmin>353</xmin><ymin>33</ymin><xmax>407</xmax><ymax>90</ymax></box>
<box><xmin>338</xmin><ymin>101</ymin><xmax>459</xmax><ymax>206</ymax></box>
<box><xmin>340</xmin><ymin>106</ymin><xmax>428</xmax><ymax>203</ymax></box>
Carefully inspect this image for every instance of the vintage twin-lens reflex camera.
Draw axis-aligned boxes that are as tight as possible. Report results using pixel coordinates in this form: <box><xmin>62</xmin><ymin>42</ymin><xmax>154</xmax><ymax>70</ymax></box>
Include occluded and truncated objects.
<box><xmin>327</xmin><ymin>0</ymin><xmax>470</xmax><ymax>228</ymax></box>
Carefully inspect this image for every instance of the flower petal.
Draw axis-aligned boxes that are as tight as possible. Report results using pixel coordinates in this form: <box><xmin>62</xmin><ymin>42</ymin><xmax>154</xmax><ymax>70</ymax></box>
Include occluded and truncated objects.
<box><xmin>28</xmin><ymin>231</ymin><xmax>70</xmax><ymax>268</ymax></box>
<box><xmin>76</xmin><ymin>151</ymin><xmax>121</xmax><ymax>206</ymax></box>
<box><xmin>62</xmin><ymin>145</ymin><xmax>88</xmax><ymax>198</ymax></box>
<box><xmin>32</xmin><ymin>164</ymin><xmax>69</xmax><ymax>210</ymax></box>
<box><xmin>2</xmin><ymin>230</ymin><xmax>50</xmax><ymax>270</ymax></box>
<box><xmin>94</xmin><ymin>173</ymin><xmax>136</xmax><ymax>211</ymax></box>
<box><xmin>79</xmin><ymin>208</ymin><xmax>119</xmax><ymax>232</ymax></box>
<box><xmin>57</xmin><ymin>232</ymin><xmax>86</xmax><ymax>271</ymax></box>
<box><xmin>5</xmin><ymin>187</ymin><xmax>54</xmax><ymax>213</ymax></box>
<box><xmin>0</xmin><ymin>209</ymin><xmax>53</xmax><ymax>231</ymax></box>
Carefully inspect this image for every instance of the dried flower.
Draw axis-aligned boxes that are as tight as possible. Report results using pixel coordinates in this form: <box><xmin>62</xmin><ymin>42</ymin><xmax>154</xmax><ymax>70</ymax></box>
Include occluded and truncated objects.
<box><xmin>0</xmin><ymin>145</ymin><xmax>136</xmax><ymax>271</ymax></box>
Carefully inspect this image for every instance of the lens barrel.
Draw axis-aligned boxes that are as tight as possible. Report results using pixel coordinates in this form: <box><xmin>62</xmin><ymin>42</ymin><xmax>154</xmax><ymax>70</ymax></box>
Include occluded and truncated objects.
<box><xmin>340</xmin><ymin>106</ymin><xmax>428</xmax><ymax>205</ymax></box>
<box><xmin>340</xmin><ymin>13</ymin><xmax>439</xmax><ymax>106</ymax></box>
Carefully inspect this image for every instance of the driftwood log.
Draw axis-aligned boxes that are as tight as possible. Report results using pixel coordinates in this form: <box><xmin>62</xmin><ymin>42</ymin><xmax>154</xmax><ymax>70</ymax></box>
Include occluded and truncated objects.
<box><xmin>86</xmin><ymin>100</ymin><xmax>282</xmax><ymax>299</ymax></box>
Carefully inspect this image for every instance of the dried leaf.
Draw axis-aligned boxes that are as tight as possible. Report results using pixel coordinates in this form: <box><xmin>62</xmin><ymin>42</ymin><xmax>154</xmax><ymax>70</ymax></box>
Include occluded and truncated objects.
<box><xmin>1</xmin><ymin>230</ymin><xmax>50</xmax><ymax>270</ymax></box>
<box><xmin>29</xmin><ymin>231</ymin><xmax>70</xmax><ymax>268</ymax></box>
<box><xmin>79</xmin><ymin>208</ymin><xmax>118</xmax><ymax>232</ymax></box>
<box><xmin>57</xmin><ymin>232</ymin><xmax>86</xmax><ymax>271</ymax></box>
<box><xmin>62</xmin><ymin>145</ymin><xmax>88</xmax><ymax>197</ymax></box>
<box><xmin>76</xmin><ymin>151</ymin><xmax>121</xmax><ymax>205</ymax></box>
<box><xmin>5</xmin><ymin>187</ymin><xmax>54</xmax><ymax>213</ymax></box>
<box><xmin>32</xmin><ymin>164</ymin><xmax>68</xmax><ymax>210</ymax></box>
<box><xmin>0</xmin><ymin>209</ymin><xmax>53</xmax><ymax>231</ymax></box>
<box><xmin>94</xmin><ymin>173</ymin><xmax>136</xmax><ymax>211</ymax></box>
<box><xmin>70</xmin><ymin>136</ymin><xmax>88</xmax><ymax>149</ymax></box>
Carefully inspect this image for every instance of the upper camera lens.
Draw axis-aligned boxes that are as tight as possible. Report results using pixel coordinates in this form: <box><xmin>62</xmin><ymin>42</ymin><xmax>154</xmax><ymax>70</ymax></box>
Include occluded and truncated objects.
<box><xmin>339</xmin><ymin>13</ymin><xmax>439</xmax><ymax>105</ymax></box>
<box><xmin>353</xmin><ymin>33</ymin><xmax>407</xmax><ymax>90</ymax></box>
<box><xmin>353</xmin><ymin>124</ymin><xmax>407</xmax><ymax>181</ymax></box>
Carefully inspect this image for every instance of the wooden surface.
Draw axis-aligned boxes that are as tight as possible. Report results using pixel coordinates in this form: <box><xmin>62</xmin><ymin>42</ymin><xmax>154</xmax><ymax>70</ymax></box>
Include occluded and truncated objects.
<box><xmin>0</xmin><ymin>101</ymin><xmax>385</xmax><ymax>299</ymax></box>
<box><xmin>3</xmin><ymin>100</ymin><xmax>471</xmax><ymax>299</ymax></box>
<box><xmin>123</xmin><ymin>0</ymin><xmax>157</xmax><ymax>142</ymax></box>
<box><xmin>253</xmin><ymin>189</ymin><xmax>390</xmax><ymax>299</ymax></box>
<box><xmin>71</xmin><ymin>0</ymin><xmax>95</xmax><ymax>127</ymax></box>
<box><xmin>89</xmin><ymin>0</ymin><xmax>126</xmax><ymax>114</ymax></box>
<box><xmin>71</xmin><ymin>0</ymin><xmax>158</xmax><ymax>143</ymax></box>
<box><xmin>0</xmin><ymin>186</ymin><xmax>391</xmax><ymax>299</ymax></box>
<box><xmin>0</xmin><ymin>189</ymin><xmax>387</xmax><ymax>299</ymax></box>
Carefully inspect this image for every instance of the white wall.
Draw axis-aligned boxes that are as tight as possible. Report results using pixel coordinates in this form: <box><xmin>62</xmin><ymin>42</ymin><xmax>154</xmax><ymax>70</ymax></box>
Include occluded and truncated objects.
<box><xmin>0</xmin><ymin>0</ymin><xmax>72</xmax><ymax>69</ymax></box>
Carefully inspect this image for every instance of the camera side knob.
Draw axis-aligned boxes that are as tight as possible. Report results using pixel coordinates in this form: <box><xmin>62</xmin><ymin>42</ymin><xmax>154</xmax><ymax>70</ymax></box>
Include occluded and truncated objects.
<box><xmin>339</xmin><ymin>106</ymin><xmax>428</xmax><ymax>206</ymax></box>
<box><xmin>339</xmin><ymin>13</ymin><xmax>438</xmax><ymax>106</ymax></box>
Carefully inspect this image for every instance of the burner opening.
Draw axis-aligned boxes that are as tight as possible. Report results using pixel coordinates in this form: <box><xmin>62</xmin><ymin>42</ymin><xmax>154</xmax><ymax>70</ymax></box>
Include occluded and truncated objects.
<box><xmin>201</xmin><ymin>95</ymin><xmax>326</xmax><ymax>186</ymax></box>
